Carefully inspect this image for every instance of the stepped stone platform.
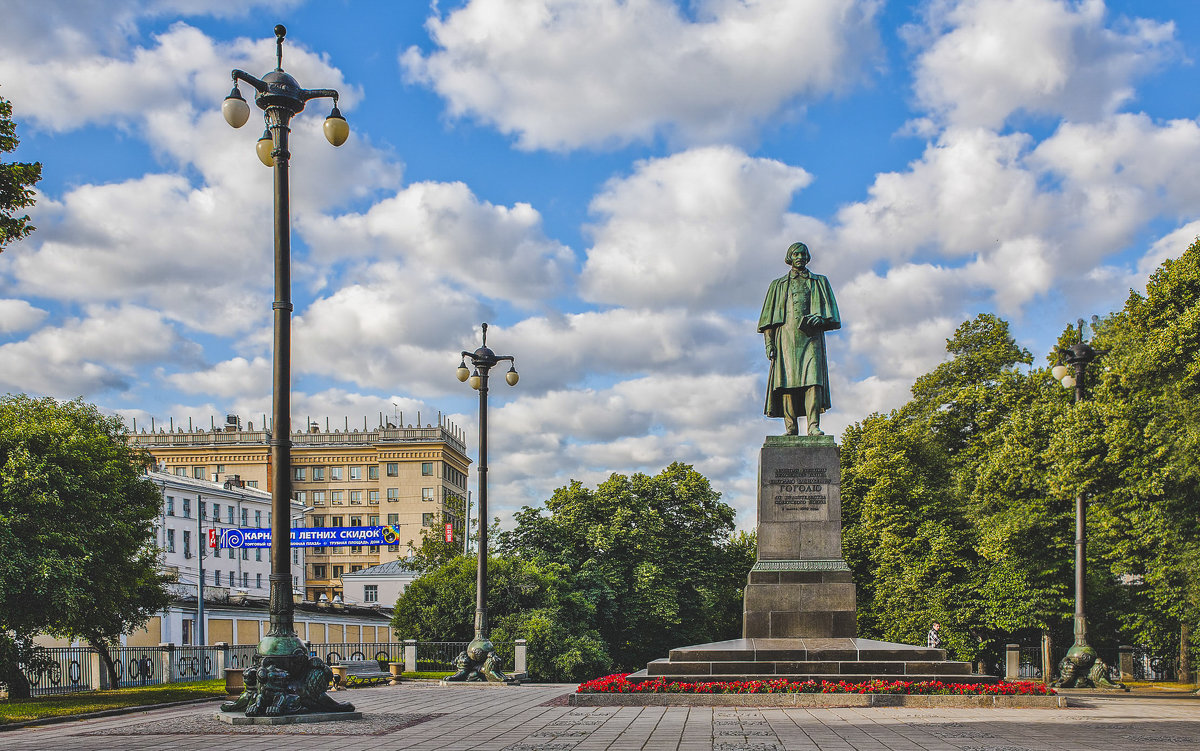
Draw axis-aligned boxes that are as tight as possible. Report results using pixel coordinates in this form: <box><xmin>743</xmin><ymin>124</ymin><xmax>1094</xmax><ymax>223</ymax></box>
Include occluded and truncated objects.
<box><xmin>627</xmin><ymin>637</ymin><xmax>996</xmax><ymax>685</ymax></box>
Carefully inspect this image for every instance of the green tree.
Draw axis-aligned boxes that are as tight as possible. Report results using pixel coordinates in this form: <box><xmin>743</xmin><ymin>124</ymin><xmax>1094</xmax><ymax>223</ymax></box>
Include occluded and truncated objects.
<box><xmin>0</xmin><ymin>93</ymin><xmax>42</xmax><ymax>250</ymax></box>
<box><xmin>0</xmin><ymin>395</ymin><xmax>171</xmax><ymax>696</ymax></box>
<box><xmin>390</xmin><ymin>556</ymin><xmax>610</xmax><ymax>682</ymax></box>
<box><xmin>498</xmin><ymin>462</ymin><xmax>750</xmax><ymax>671</ymax></box>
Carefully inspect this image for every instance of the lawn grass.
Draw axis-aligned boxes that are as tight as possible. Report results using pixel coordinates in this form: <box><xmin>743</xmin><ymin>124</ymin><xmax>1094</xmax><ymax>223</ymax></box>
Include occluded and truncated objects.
<box><xmin>401</xmin><ymin>671</ymin><xmax>455</xmax><ymax>680</ymax></box>
<box><xmin>0</xmin><ymin>679</ymin><xmax>227</xmax><ymax>725</ymax></box>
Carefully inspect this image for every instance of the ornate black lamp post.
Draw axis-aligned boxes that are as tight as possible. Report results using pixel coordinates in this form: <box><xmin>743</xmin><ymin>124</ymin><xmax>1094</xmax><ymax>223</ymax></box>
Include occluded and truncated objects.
<box><xmin>217</xmin><ymin>25</ymin><xmax>355</xmax><ymax>718</ymax></box>
<box><xmin>446</xmin><ymin>323</ymin><xmax>519</xmax><ymax>682</ymax></box>
<box><xmin>1049</xmin><ymin>317</ymin><xmax>1121</xmax><ymax>689</ymax></box>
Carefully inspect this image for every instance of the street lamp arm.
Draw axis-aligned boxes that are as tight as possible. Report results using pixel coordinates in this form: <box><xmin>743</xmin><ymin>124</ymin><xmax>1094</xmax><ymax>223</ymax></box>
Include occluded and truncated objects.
<box><xmin>300</xmin><ymin>88</ymin><xmax>340</xmax><ymax>104</ymax></box>
<box><xmin>231</xmin><ymin>69</ymin><xmax>269</xmax><ymax>93</ymax></box>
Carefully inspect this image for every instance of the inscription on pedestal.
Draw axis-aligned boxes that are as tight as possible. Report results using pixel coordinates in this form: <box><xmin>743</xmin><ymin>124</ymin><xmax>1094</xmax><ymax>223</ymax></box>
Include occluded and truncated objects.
<box><xmin>769</xmin><ymin>467</ymin><xmax>830</xmax><ymax>511</ymax></box>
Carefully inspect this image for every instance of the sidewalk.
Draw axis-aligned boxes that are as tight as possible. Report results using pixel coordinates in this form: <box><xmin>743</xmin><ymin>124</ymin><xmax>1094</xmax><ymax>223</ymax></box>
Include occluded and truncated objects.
<box><xmin>2</xmin><ymin>682</ymin><xmax>1197</xmax><ymax>750</ymax></box>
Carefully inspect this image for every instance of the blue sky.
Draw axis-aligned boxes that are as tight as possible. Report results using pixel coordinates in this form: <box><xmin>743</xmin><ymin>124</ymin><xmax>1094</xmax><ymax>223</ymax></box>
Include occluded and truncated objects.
<box><xmin>3</xmin><ymin>0</ymin><xmax>1200</xmax><ymax>527</ymax></box>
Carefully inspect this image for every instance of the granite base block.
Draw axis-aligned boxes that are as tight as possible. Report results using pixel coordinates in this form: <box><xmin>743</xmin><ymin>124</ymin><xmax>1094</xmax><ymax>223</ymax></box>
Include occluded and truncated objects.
<box><xmin>215</xmin><ymin>711</ymin><xmax>363</xmax><ymax>725</ymax></box>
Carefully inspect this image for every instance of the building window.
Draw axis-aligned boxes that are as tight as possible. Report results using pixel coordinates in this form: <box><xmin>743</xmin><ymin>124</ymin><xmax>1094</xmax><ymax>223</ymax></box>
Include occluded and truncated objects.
<box><xmin>349</xmin><ymin>466</ymin><xmax>362</xmax><ymax>480</ymax></box>
<box><xmin>255</xmin><ymin>510</ymin><xmax>262</xmax><ymax>528</ymax></box>
<box><xmin>422</xmin><ymin>513</ymin><xmax>434</xmax><ymax>527</ymax></box>
<box><xmin>330</xmin><ymin>466</ymin><xmax>343</xmax><ymax>481</ymax></box>
<box><xmin>182</xmin><ymin>498</ymin><xmax>191</xmax><ymax>518</ymax></box>
<box><xmin>332</xmin><ymin>565</ymin><xmax>343</xmax><ymax>579</ymax></box>
<box><xmin>312</xmin><ymin>491</ymin><xmax>326</xmax><ymax>505</ymax></box>
<box><xmin>369</xmin><ymin>465</ymin><xmax>379</xmax><ymax>480</ymax></box>
<box><xmin>294</xmin><ymin>466</ymin><xmax>307</xmax><ymax>481</ymax></box>
<box><xmin>312</xmin><ymin>466</ymin><xmax>325</xmax><ymax>481</ymax></box>
<box><xmin>350</xmin><ymin>515</ymin><xmax>362</xmax><ymax>526</ymax></box>
<box><xmin>444</xmin><ymin>464</ymin><xmax>467</xmax><ymax>489</ymax></box>
<box><xmin>227</xmin><ymin>507</ymin><xmax>234</xmax><ymax>524</ymax></box>
<box><xmin>183</xmin><ymin>531</ymin><xmax>192</xmax><ymax>559</ymax></box>
<box><xmin>246</xmin><ymin>480</ymin><xmax>258</xmax><ymax>488</ymax></box>
<box><xmin>174</xmin><ymin>467</ymin><xmax>187</xmax><ymax>476</ymax></box>
<box><xmin>364</xmin><ymin>585</ymin><xmax>378</xmax><ymax>603</ymax></box>
<box><xmin>267</xmin><ymin>511</ymin><xmax>271</xmax><ymax>526</ymax></box>
<box><xmin>369</xmin><ymin>515</ymin><xmax>379</xmax><ymax>526</ymax></box>
<box><xmin>165</xmin><ymin>496</ymin><xmax>175</xmax><ymax>516</ymax></box>
<box><xmin>166</xmin><ymin>528</ymin><xmax>175</xmax><ymax>553</ymax></box>
<box><xmin>313</xmin><ymin>515</ymin><xmax>326</xmax><ymax>527</ymax></box>
<box><xmin>386</xmin><ymin>463</ymin><xmax>398</xmax><ymax>477</ymax></box>
<box><xmin>422</xmin><ymin>488</ymin><xmax>434</xmax><ymax>501</ymax></box>
<box><xmin>369</xmin><ymin>545</ymin><xmax>379</xmax><ymax>553</ymax></box>
<box><xmin>255</xmin><ymin>549</ymin><xmax>262</xmax><ymax>562</ymax></box>
<box><xmin>292</xmin><ymin>549</ymin><xmax>299</xmax><ymax>565</ymax></box>
<box><xmin>422</xmin><ymin>462</ymin><xmax>433</xmax><ymax>476</ymax></box>
<box><xmin>388</xmin><ymin>544</ymin><xmax>399</xmax><ymax>552</ymax></box>
<box><xmin>350</xmin><ymin>545</ymin><xmax>362</xmax><ymax>554</ymax></box>
<box><xmin>216</xmin><ymin>464</ymin><xmax>225</xmax><ymax>476</ymax></box>
<box><xmin>387</xmin><ymin>513</ymin><xmax>399</xmax><ymax>525</ymax></box>
<box><xmin>294</xmin><ymin>491</ymin><xmax>306</xmax><ymax>503</ymax></box>
<box><xmin>331</xmin><ymin>516</ymin><xmax>343</xmax><ymax>527</ymax></box>
<box><xmin>350</xmin><ymin>490</ymin><xmax>362</xmax><ymax>504</ymax></box>
<box><xmin>200</xmin><ymin>501</ymin><xmax>207</xmax><ymax>520</ymax></box>
<box><xmin>368</xmin><ymin>490</ymin><xmax>379</xmax><ymax>503</ymax></box>
<box><xmin>228</xmin><ymin>547</ymin><xmax>235</xmax><ymax>560</ymax></box>
<box><xmin>313</xmin><ymin>564</ymin><xmax>326</xmax><ymax>579</ymax></box>
<box><xmin>241</xmin><ymin>508</ymin><xmax>248</xmax><ymax>527</ymax></box>
<box><xmin>331</xmin><ymin>490</ymin><xmax>344</xmax><ymax>504</ymax></box>
<box><xmin>242</xmin><ymin>549</ymin><xmax>248</xmax><ymax>560</ymax></box>
<box><xmin>350</xmin><ymin>565</ymin><xmax>362</xmax><ymax>573</ymax></box>
<box><xmin>242</xmin><ymin>572</ymin><xmax>249</xmax><ymax>588</ymax></box>
<box><xmin>193</xmin><ymin>466</ymin><xmax>205</xmax><ymax>479</ymax></box>
<box><xmin>386</xmin><ymin>488</ymin><xmax>399</xmax><ymax>501</ymax></box>
<box><xmin>256</xmin><ymin>573</ymin><xmax>263</xmax><ymax>589</ymax></box>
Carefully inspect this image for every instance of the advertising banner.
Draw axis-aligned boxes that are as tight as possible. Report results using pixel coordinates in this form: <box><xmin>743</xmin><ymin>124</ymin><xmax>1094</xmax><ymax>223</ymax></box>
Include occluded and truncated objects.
<box><xmin>218</xmin><ymin>525</ymin><xmax>402</xmax><ymax>549</ymax></box>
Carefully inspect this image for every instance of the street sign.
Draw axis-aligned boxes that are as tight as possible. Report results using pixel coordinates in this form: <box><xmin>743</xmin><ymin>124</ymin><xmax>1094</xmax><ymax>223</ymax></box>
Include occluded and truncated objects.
<box><xmin>218</xmin><ymin>525</ymin><xmax>402</xmax><ymax>549</ymax></box>
<box><xmin>207</xmin><ymin>528</ymin><xmax>218</xmax><ymax>548</ymax></box>
<box><xmin>444</xmin><ymin>522</ymin><xmax>453</xmax><ymax>543</ymax></box>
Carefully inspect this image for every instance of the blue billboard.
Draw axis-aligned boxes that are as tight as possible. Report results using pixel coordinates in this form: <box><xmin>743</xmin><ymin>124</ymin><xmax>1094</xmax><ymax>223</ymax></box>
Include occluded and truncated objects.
<box><xmin>218</xmin><ymin>525</ymin><xmax>401</xmax><ymax>549</ymax></box>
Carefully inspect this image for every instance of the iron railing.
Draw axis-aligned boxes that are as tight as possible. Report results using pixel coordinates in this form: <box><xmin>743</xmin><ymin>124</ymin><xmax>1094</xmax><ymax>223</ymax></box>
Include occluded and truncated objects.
<box><xmin>20</xmin><ymin>647</ymin><xmax>95</xmax><ymax>696</ymax></box>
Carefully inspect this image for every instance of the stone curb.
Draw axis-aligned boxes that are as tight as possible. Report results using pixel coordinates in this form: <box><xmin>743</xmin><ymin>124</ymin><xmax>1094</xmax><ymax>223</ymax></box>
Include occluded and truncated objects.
<box><xmin>0</xmin><ymin>694</ymin><xmax>226</xmax><ymax>731</ymax></box>
<box><xmin>570</xmin><ymin>693</ymin><xmax>1067</xmax><ymax>708</ymax></box>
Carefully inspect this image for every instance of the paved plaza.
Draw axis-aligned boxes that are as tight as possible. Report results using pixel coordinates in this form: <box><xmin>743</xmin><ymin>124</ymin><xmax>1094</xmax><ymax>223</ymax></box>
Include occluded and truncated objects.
<box><xmin>3</xmin><ymin>684</ymin><xmax>1197</xmax><ymax>750</ymax></box>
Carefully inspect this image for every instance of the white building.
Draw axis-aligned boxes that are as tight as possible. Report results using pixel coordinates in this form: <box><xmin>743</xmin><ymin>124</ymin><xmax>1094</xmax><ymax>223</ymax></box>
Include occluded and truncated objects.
<box><xmin>340</xmin><ymin>559</ymin><xmax>419</xmax><ymax>608</ymax></box>
<box><xmin>148</xmin><ymin>470</ymin><xmax>306</xmax><ymax>643</ymax></box>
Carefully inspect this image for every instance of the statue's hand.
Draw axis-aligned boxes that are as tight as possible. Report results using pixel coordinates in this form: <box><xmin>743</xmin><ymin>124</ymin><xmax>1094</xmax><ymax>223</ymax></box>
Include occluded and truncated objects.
<box><xmin>765</xmin><ymin>343</ymin><xmax>776</xmax><ymax>360</ymax></box>
<box><xmin>802</xmin><ymin>314</ymin><xmax>824</xmax><ymax>329</ymax></box>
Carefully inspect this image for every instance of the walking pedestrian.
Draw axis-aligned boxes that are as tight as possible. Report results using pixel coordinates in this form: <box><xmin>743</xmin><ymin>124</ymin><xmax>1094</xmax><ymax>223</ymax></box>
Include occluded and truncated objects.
<box><xmin>926</xmin><ymin>622</ymin><xmax>942</xmax><ymax>650</ymax></box>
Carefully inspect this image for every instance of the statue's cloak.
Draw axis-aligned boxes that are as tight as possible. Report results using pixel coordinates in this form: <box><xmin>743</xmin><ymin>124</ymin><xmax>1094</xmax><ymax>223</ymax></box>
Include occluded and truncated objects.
<box><xmin>758</xmin><ymin>272</ymin><xmax>840</xmax><ymax>416</ymax></box>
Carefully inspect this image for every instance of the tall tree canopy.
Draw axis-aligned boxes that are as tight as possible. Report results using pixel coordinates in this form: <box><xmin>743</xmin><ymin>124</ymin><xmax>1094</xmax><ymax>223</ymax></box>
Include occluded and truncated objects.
<box><xmin>0</xmin><ymin>93</ymin><xmax>41</xmax><ymax>250</ymax></box>
<box><xmin>842</xmin><ymin>243</ymin><xmax>1200</xmax><ymax>669</ymax></box>
<box><xmin>391</xmin><ymin>463</ymin><xmax>755</xmax><ymax>681</ymax></box>
<box><xmin>0</xmin><ymin>395</ymin><xmax>170</xmax><ymax>696</ymax></box>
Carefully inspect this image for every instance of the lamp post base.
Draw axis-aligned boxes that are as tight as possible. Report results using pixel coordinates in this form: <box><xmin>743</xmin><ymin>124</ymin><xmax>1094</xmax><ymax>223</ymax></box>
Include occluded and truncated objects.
<box><xmin>1050</xmin><ymin>642</ymin><xmax>1126</xmax><ymax>690</ymax></box>
<box><xmin>220</xmin><ymin>635</ymin><xmax>356</xmax><ymax>717</ymax></box>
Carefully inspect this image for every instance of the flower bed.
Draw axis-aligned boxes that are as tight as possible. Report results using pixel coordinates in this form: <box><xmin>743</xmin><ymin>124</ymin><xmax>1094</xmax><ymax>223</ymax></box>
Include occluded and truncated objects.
<box><xmin>577</xmin><ymin>674</ymin><xmax>1055</xmax><ymax>696</ymax></box>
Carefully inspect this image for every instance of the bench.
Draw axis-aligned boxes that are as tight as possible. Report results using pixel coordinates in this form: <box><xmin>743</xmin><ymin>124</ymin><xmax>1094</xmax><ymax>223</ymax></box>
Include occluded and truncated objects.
<box><xmin>332</xmin><ymin>659</ymin><xmax>391</xmax><ymax>688</ymax></box>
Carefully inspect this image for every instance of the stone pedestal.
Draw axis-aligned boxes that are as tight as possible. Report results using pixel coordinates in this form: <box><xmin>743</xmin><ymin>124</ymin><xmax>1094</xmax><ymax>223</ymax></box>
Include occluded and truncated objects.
<box><xmin>743</xmin><ymin>436</ymin><xmax>855</xmax><ymax>638</ymax></box>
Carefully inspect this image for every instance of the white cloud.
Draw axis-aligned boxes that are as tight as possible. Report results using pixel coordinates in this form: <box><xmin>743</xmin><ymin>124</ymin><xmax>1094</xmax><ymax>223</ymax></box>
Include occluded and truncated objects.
<box><xmin>403</xmin><ymin>0</ymin><xmax>882</xmax><ymax>150</ymax></box>
<box><xmin>167</xmin><ymin>356</ymin><xmax>271</xmax><ymax>398</ymax></box>
<box><xmin>0</xmin><ymin>305</ymin><xmax>193</xmax><ymax>396</ymax></box>
<box><xmin>581</xmin><ymin>146</ymin><xmax>815</xmax><ymax>308</ymax></box>
<box><xmin>299</xmin><ymin>180</ymin><xmax>573</xmax><ymax>306</ymax></box>
<box><xmin>0</xmin><ymin>299</ymin><xmax>48</xmax><ymax>334</ymax></box>
<box><xmin>910</xmin><ymin>0</ymin><xmax>1176</xmax><ymax>129</ymax></box>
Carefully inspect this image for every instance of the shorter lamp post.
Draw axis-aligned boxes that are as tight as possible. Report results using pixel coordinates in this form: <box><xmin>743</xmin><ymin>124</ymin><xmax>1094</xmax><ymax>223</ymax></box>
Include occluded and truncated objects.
<box><xmin>1049</xmin><ymin>316</ymin><xmax>1121</xmax><ymax>688</ymax></box>
<box><xmin>447</xmin><ymin>323</ymin><xmax>518</xmax><ymax>682</ymax></box>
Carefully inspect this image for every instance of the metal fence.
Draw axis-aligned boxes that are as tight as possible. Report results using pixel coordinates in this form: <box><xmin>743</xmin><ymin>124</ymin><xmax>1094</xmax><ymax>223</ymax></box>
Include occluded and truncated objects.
<box><xmin>1018</xmin><ymin>646</ymin><xmax>1043</xmax><ymax>679</ymax></box>
<box><xmin>415</xmin><ymin>641</ymin><xmax>470</xmax><ymax>672</ymax></box>
<box><xmin>311</xmin><ymin>641</ymin><xmax>402</xmax><ymax>667</ymax></box>
<box><xmin>20</xmin><ymin>647</ymin><xmax>96</xmax><ymax>697</ymax></box>
<box><xmin>10</xmin><ymin>640</ymin><xmax>517</xmax><ymax>696</ymax></box>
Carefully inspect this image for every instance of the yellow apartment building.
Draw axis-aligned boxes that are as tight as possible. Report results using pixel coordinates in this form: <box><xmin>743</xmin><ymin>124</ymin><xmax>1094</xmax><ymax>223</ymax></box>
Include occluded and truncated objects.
<box><xmin>129</xmin><ymin>414</ymin><xmax>470</xmax><ymax>603</ymax></box>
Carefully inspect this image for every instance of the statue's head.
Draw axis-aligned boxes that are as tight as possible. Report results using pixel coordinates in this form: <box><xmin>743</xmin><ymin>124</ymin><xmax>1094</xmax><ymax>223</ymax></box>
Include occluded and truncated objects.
<box><xmin>786</xmin><ymin>242</ymin><xmax>810</xmax><ymax>269</ymax></box>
